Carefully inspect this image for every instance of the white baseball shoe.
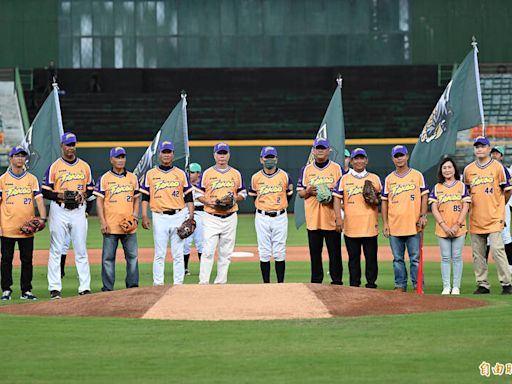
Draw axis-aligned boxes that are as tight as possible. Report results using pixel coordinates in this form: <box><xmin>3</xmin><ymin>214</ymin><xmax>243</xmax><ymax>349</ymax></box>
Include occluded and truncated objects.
<box><xmin>451</xmin><ymin>287</ymin><xmax>460</xmax><ymax>295</ymax></box>
<box><xmin>441</xmin><ymin>287</ymin><xmax>451</xmax><ymax>295</ymax></box>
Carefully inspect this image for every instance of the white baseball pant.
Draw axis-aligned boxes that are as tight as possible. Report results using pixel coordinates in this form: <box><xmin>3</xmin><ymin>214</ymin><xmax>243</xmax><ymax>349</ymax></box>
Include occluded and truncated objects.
<box><xmin>48</xmin><ymin>202</ymin><xmax>90</xmax><ymax>292</ymax></box>
<box><xmin>199</xmin><ymin>212</ymin><xmax>237</xmax><ymax>284</ymax></box>
<box><xmin>152</xmin><ymin>210</ymin><xmax>187</xmax><ymax>285</ymax></box>
<box><xmin>184</xmin><ymin>211</ymin><xmax>204</xmax><ymax>254</ymax></box>
<box><xmin>255</xmin><ymin>211</ymin><xmax>288</xmax><ymax>262</ymax></box>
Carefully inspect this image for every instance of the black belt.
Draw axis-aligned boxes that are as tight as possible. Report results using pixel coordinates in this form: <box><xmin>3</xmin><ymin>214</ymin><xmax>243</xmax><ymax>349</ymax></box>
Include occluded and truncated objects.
<box><xmin>257</xmin><ymin>209</ymin><xmax>286</xmax><ymax>217</ymax></box>
<box><xmin>211</xmin><ymin>212</ymin><xmax>235</xmax><ymax>219</ymax></box>
<box><xmin>162</xmin><ymin>209</ymin><xmax>182</xmax><ymax>215</ymax></box>
<box><xmin>195</xmin><ymin>206</ymin><xmax>204</xmax><ymax>212</ymax></box>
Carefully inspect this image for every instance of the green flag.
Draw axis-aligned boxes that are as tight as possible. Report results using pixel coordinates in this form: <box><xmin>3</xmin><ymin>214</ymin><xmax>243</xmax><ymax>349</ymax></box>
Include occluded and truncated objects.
<box><xmin>294</xmin><ymin>79</ymin><xmax>345</xmax><ymax>229</ymax></box>
<box><xmin>134</xmin><ymin>93</ymin><xmax>189</xmax><ymax>179</ymax></box>
<box><xmin>21</xmin><ymin>85</ymin><xmax>64</xmax><ymax>181</ymax></box>
<box><xmin>409</xmin><ymin>44</ymin><xmax>484</xmax><ymax>172</ymax></box>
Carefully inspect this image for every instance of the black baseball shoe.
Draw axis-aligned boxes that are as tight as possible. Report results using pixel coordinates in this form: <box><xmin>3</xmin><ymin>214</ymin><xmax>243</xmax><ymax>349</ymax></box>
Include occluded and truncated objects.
<box><xmin>50</xmin><ymin>290</ymin><xmax>61</xmax><ymax>300</ymax></box>
<box><xmin>20</xmin><ymin>291</ymin><xmax>38</xmax><ymax>300</ymax></box>
<box><xmin>78</xmin><ymin>290</ymin><xmax>91</xmax><ymax>296</ymax></box>
<box><xmin>502</xmin><ymin>285</ymin><xmax>512</xmax><ymax>295</ymax></box>
<box><xmin>1</xmin><ymin>290</ymin><xmax>12</xmax><ymax>301</ymax></box>
<box><xmin>473</xmin><ymin>286</ymin><xmax>490</xmax><ymax>294</ymax></box>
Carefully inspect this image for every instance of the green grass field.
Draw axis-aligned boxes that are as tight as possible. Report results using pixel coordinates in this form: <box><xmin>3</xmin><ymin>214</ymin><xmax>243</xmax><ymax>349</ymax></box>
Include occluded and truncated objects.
<box><xmin>1</xmin><ymin>260</ymin><xmax>511</xmax><ymax>383</ymax></box>
<box><xmin>1</xmin><ymin>213</ymin><xmax>509</xmax><ymax>383</ymax></box>
<box><xmin>32</xmin><ymin>213</ymin><xmax>472</xmax><ymax>250</ymax></box>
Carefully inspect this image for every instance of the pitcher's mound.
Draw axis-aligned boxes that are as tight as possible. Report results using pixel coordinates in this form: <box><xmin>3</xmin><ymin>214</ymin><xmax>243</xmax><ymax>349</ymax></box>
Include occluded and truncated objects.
<box><xmin>0</xmin><ymin>284</ymin><xmax>486</xmax><ymax>320</ymax></box>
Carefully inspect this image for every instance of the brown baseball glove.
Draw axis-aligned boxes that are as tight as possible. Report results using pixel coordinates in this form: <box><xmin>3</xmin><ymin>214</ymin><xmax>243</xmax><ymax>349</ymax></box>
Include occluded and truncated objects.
<box><xmin>362</xmin><ymin>180</ymin><xmax>381</xmax><ymax>206</ymax></box>
<box><xmin>215</xmin><ymin>192</ymin><xmax>235</xmax><ymax>211</ymax></box>
<box><xmin>177</xmin><ymin>218</ymin><xmax>196</xmax><ymax>239</ymax></box>
<box><xmin>20</xmin><ymin>217</ymin><xmax>46</xmax><ymax>235</ymax></box>
<box><xmin>119</xmin><ymin>215</ymin><xmax>138</xmax><ymax>233</ymax></box>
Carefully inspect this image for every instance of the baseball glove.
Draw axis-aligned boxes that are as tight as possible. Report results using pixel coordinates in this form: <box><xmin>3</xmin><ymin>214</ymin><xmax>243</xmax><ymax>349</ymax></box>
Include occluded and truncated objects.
<box><xmin>63</xmin><ymin>190</ymin><xmax>79</xmax><ymax>209</ymax></box>
<box><xmin>177</xmin><ymin>218</ymin><xmax>196</xmax><ymax>239</ymax></box>
<box><xmin>316</xmin><ymin>183</ymin><xmax>333</xmax><ymax>204</ymax></box>
<box><xmin>215</xmin><ymin>192</ymin><xmax>235</xmax><ymax>211</ymax></box>
<box><xmin>363</xmin><ymin>180</ymin><xmax>381</xmax><ymax>206</ymax></box>
<box><xmin>20</xmin><ymin>217</ymin><xmax>46</xmax><ymax>235</ymax></box>
<box><xmin>119</xmin><ymin>215</ymin><xmax>138</xmax><ymax>233</ymax></box>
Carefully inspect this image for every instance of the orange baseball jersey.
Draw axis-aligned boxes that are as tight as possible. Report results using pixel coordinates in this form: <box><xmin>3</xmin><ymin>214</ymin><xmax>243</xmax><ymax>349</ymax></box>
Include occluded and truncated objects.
<box><xmin>333</xmin><ymin>171</ymin><xmax>382</xmax><ymax>237</ymax></box>
<box><xmin>297</xmin><ymin>161</ymin><xmax>343</xmax><ymax>231</ymax></box>
<box><xmin>94</xmin><ymin>170</ymin><xmax>140</xmax><ymax>234</ymax></box>
<box><xmin>429</xmin><ymin>180</ymin><xmax>470</xmax><ymax>238</ymax></box>
<box><xmin>0</xmin><ymin>170</ymin><xmax>42</xmax><ymax>238</ymax></box>
<box><xmin>248</xmin><ymin>169</ymin><xmax>293</xmax><ymax>211</ymax></box>
<box><xmin>197</xmin><ymin>166</ymin><xmax>246</xmax><ymax>215</ymax></box>
<box><xmin>140</xmin><ymin>166</ymin><xmax>192</xmax><ymax>212</ymax></box>
<box><xmin>381</xmin><ymin>168</ymin><xmax>429</xmax><ymax>236</ymax></box>
<box><xmin>42</xmin><ymin>157</ymin><xmax>94</xmax><ymax>193</ymax></box>
<box><xmin>463</xmin><ymin>159</ymin><xmax>512</xmax><ymax>234</ymax></box>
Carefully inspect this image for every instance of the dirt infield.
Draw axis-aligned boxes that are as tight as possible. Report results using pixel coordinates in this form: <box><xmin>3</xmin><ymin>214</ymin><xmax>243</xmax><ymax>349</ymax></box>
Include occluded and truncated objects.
<box><xmin>24</xmin><ymin>245</ymin><xmax>478</xmax><ymax>267</ymax></box>
<box><xmin>0</xmin><ymin>284</ymin><xmax>486</xmax><ymax>320</ymax></box>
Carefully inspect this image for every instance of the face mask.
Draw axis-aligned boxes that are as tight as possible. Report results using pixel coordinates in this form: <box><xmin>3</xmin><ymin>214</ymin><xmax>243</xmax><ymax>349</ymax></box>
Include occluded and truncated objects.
<box><xmin>263</xmin><ymin>159</ymin><xmax>277</xmax><ymax>169</ymax></box>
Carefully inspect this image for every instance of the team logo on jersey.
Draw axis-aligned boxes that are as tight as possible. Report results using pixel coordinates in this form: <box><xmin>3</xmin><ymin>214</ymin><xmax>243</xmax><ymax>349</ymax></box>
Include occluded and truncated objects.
<box><xmin>60</xmin><ymin>172</ymin><xmax>85</xmax><ymax>186</ymax></box>
<box><xmin>109</xmin><ymin>184</ymin><xmax>134</xmax><ymax>199</ymax></box>
<box><xmin>154</xmin><ymin>180</ymin><xmax>180</xmax><ymax>192</ymax></box>
<box><xmin>259</xmin><ymin>185</ymin><xmax>284</xmax><ymax>196</ymax></box>
<box><xmin>346</xmin><ymin>185</ymin><xmax>363</xmax><ymax>198</ymax></box>
<box><xmin>211</xmin><ymin>179</ymin><xmax>235</xmax><ymax>190</ymax></box>
<box><xmin>419</xmin><ymin>82</ymin><xmax>452</xmax><ymax>143</ymax></box>
<box><xmin>5</xmin><ymin>186</ymin><xmax>32</xmax><ymax>200</ymax></box>
<box><xmin>437</xmin><ymin>193</ymin><xmax>462</xmax><ymax>204</ymax></box>
<box><xmin>390</xmin><ymin>183</ymin><xmax>416</xmax><ymax>196</ymax></box>
<box><xmin>309</xmin><ymin>176</ymin><xmax>335</xmax><ymax>186</ymax></box>
<box><xmin>470</xmin><ymin>175</ymin><xmax>494</xmax><ymax>187</ymax></box>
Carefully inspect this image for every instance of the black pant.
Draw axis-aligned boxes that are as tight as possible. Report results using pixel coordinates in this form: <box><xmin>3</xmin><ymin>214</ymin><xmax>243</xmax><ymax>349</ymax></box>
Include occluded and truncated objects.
<box><xmin>1</xmin><ymin>236</ymin><xmax>34</xmax><ymax>293</ymax></box>
<box><xmin>344</xmin><ymin>235</ymin><xmax>378</xmax><ymax>288</ymax></box>
<box><xmin>307</xmin><ymin>229</ymin><xmax>342</xmax><ymax>284</ymax></box>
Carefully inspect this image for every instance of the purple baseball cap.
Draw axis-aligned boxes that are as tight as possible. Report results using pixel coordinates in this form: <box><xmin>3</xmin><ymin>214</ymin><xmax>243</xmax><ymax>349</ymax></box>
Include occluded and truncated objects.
<box><xmin>391</xmin><ymin>145</ymin><xmax>408</xmax><ymax>157</ymax></box>
<box><xmin>159</xmin><ymin>141</ymin><xmax>174</xmax><ymax>152</ymax></box>
<box><xmin>214</xmin><ymin>142</ymin><xmax>230</xmax><ymax>153</ymax></box>
<box><xmin>260</xmin><ymin>146</ymin><xmax>278</xmax><ymax>157</ymax></box>
<box><xmin>474</xmin><ymin>136</ymin><xmax>491</xmax><ymax>146</ymax></box>
<box><xmin>110</xmin><ymin>146</ymin><xmax>126</xmax><ymax>157</ymax></box>
<box><xmin>351</xmin><ymin>148</ymin><xmax>368</xmax><ymax>158</ymax></box>
<box><xmin>313</xmin><ymin>138</ymin><xmax>331</xmax><ymax>148</ymax></box>
<box><xmin>9</xmin><ymin>145</ymin><xmax>28</xmax><ymax>157</ymax></box>
<box><xmin>61</xmin><ymin>132</ymin><xmax>77</xmax><ymax>145</ymax></box>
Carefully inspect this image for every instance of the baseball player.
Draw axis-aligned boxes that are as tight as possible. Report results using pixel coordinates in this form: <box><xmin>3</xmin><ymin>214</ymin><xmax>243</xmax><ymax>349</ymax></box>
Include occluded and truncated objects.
<box><xmin>183</xmin><ymin>162</ymin><xmax>204</xmax><ymax>276</ymax></box>
<box><xmin>333</xmin><ymin>148</ymin><xmax>381</xmax><ymax>288</ymax></box>
<box><xmin>140</xmin><ymin>141</ymin><xmax>194</xmax><ymax>285</ymax></box>
<box><xmin>42</xmin><ymin>132</ymin><xmax>94</xmax><ymax>299</ymax></box>
<box><xmin>463</xmin><ymin>136</ymin><xmax>512</xmax><ymax>294</ymax></box>
<box><xmin>297</xmin><ymin>138</ymin><xmax>344</xmax><ymax>285</ymax></box>
<box><xmin>488</xmin><ymin>145</ymin><xmax>512</xmax><ymax>272</ymax></box>
<box><xmin>249</xmin><ymin>146</ymin><xmax>293</xmax><ymax>283</ymax></box>
<box><xmin>0</xmin><ymin>146</ymin><xmax>47</xmax><ymax>301</ymax></box>
<box><xmin>94</xmin><ymin>147</ymin><xmax>140</xmax><ymax>291</ymax></box>
<box><xmin>381</xmin><ymin>145</ymin><xmax>428</xmax><ymax>292</ymax></box>
<box><xmin>196</xmin><ymin>143</ymin><xmax>247</xmax><ymax>284</ymax></box>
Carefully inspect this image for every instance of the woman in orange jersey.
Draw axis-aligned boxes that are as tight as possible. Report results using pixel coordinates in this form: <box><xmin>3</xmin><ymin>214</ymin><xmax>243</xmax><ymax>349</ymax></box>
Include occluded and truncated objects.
<box><xmin>429</xmin><ymin>158</ymin><xmax>470</xmax><ymax>295</ymax></box>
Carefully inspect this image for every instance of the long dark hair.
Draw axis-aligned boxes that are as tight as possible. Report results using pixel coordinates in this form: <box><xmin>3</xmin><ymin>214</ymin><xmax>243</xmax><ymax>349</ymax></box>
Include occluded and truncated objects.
<box><xmin>437</xmin><ymin>157</ymin><xmax>460</xmax><ymax>184</ymax></box>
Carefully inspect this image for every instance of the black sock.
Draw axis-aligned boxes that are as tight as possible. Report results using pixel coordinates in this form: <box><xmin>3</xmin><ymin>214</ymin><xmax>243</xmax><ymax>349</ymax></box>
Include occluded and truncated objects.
<box><xmin>184</xmin><ymin>254</ymin><xmax>190</xmax><ymax>270</ymax></box>
<box><xmin>260</xmin><ymin>261</ymin><xmax>270</xmax><ymax>283</ymax></box>
<box><xmin>505</xmin><ymin>243</ymin><xmax>512</xmax><ymax>265</ymax></box>
<box><xmin>60</xmin><ymin>254</ymin><xmax>66</xmax><ymax>276</ymax></box>
<box><xmin>275</xmin><ymin>261</ymin><xmax>285</xmax><ymax>283</ymax></box>
<box><xmin>198</xmin><ymin>252</ymin><xmax>202</xmax><ymax>261</ymax></box>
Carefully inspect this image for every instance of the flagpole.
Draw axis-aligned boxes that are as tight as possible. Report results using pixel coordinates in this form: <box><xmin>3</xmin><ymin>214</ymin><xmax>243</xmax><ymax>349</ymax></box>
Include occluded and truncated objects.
<box><xmin>336</xmin><ymin>73</ymin><xmax>342</xmax><ymax>88</ymax></box>
<box><xmin>181</xmin><ymin>90</ymin><xmax>190</xmax><ymax>169</ymax></box>
<box><xmin>471</xmin><ymin>36</ymin><xmax>486</xmax><ymax>137</ymax></box>
<box><xmin>52</xmin><ymin>82</ymin><xmax>64</xmax><ymax>136</ymax></box>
